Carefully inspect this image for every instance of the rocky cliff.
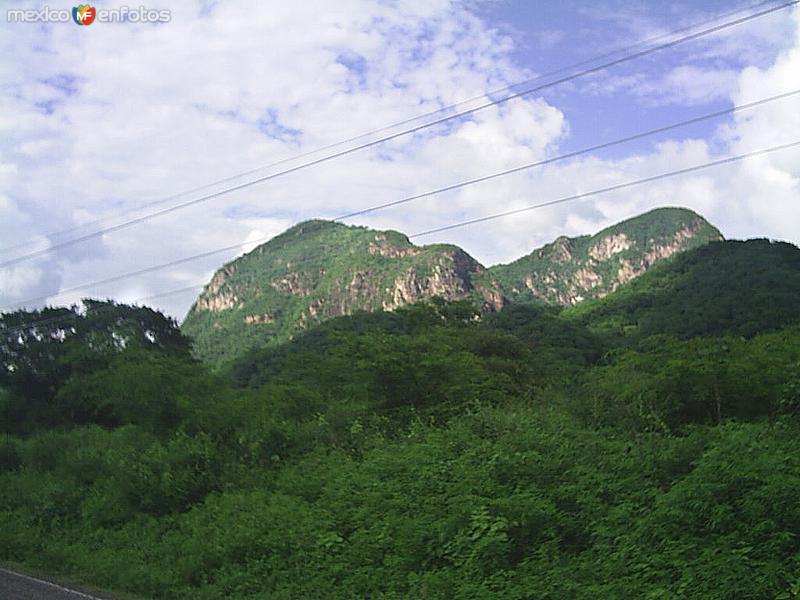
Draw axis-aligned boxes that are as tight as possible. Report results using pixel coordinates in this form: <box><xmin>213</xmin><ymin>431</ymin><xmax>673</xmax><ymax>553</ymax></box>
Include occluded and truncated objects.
<box><xmin>182</xmin><ymin>220</ymin><xmax>505</xmax><ymax>365</ymax></box>
<box><xmin>485</xmin><ymin>207</ymin><xmax>723</xmax><ymax>306</ymax></box>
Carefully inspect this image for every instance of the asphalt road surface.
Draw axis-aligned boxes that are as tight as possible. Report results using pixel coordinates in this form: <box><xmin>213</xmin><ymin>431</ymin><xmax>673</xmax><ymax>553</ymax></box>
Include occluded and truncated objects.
<box><xmin>0</xmin><ymin>567</ymin><xmax>120</xmax><ymax>600</ymax></box>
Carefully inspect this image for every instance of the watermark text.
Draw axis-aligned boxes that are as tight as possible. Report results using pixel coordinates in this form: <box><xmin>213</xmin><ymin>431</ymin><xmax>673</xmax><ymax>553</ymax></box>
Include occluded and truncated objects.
<box><xmin>7</xmin><ymin>5</ymin><xmax>171</xmax><ymax>25</ymax></box>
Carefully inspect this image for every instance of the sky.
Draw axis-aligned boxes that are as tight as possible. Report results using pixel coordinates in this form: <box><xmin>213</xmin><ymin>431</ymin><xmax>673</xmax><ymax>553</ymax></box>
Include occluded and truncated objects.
<box><xmin>1</xmin><ymin>0</ymin><xmax>799</xmax><ymax>319</ymax></box>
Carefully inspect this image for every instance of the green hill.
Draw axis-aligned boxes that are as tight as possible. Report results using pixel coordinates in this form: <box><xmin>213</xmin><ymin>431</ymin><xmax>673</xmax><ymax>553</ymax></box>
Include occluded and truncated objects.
<box><xmin>4</xmin><ymin>293</ymin><xmax>800</xmax><ymax>598</ymax></box>
<box><xmin>567</xmin><ymin>238</ymin><xmax>800</xmax><ymax>342</ymax></box>
<box><xmin>485</xmin><ymin>206</ymin><xmax>723</xmax><ymax>306</ymax></box>
<box><xmin>181</xmin><ymin>220</ymin><xmax>505</xmax><ymax>366</ymax></box>
<box><xmin>183</xmin><ymin>208</ymin><xmax>721</xmax><ymax>366</ymax></box>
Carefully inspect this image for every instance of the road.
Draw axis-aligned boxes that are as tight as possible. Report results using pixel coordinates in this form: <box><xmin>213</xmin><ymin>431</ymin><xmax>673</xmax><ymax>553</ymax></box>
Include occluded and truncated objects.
<box><xmin>0</xmin><ymin>567</ymin><xmax>120</xmax><ymax>600</ymax></box>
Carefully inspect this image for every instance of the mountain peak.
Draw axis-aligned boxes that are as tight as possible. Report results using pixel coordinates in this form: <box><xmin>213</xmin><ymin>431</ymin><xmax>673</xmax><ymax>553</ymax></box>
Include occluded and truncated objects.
<box><xmin>182</xmin><ymin>221</ymin><xmax>504</xmax><ymax>365</ymax></box>
<box><xmin>593</xmin><ymin>206</ymin><xmax>722</xmax><ymax>243</ymax></box>
<box><xmin>182</xmin><ymin>207</ymin><xmax>722</xmax><ymax>365</ymax></box>
<box><xmin>487</xmin><ymin>206</ymin><xmax>723</xmax><ymax>306</ymax></box>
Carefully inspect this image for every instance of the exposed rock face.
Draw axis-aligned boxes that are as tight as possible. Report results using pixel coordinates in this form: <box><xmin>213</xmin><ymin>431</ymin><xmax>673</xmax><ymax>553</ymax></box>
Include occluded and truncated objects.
<box><xmin>193</xmin><ymin>268</ymin><xmax>241</xmax><ymax>312</ymax></box>
<box><xmin>182</xmin><ymin>221</ymin><xmax>506</xmax><ymax>365</ymax></box>
<box><xmin>369</xmin><ymin>234</ymin><xmax>421</xmax><ymax>258</ymax></box>
<box><xmin>589</xmin><ymin>233</ymin><xmax>631</xmax><ymax>261</ymax></box>
<box><xmin>488</xmin><ymin>207</ymin><xmax>724</xmax><ymax>307</ymax></box>
<box><xmin>547</xmin><ymin>236</ymin><xmax>575</xmax><ymax>263</ymax></box>
<box><xmin>270</xmin><ymin>271</ymin><xmax>316</xmax><ymax>297</ymax></box>
<box><xmin>243</xmin><ymin>313</ymin><xmax>273</xmax><ymax>324</ymax></box>
<box><xmin>612</xmin><ymin>223</ymin><xmax>716</xmax><ymax>289</ymax></box>
<box><xmin>182</xmin><ymin>208</ymin><xmax>722</xmax><ymax>365</ymax></box>
<box><xmin>379</xmin><ymin>249</ymin><xmax>503</xmax><ymax>312</ymax></box>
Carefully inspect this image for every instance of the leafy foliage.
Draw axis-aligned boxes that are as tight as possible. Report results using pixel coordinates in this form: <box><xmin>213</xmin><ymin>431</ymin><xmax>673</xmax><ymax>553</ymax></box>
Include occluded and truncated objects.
<box><xmin>486</xmin><ymin>206</ymin><xmax>722</xmax><ymax>305</ymax></box>
<box><xmin>568</xmin><ymin>238</ymin><xmax>800</xmax><ymax>342</ymax></box>
<box><xmin>576</xmin><ymin>329</ymin><xmax>800</xmax><ymax>431</ymax></box>
<box><xmin>1</xmin><ymin>300</ymin><xmax>192</xmax><ymax>434</ymax></box>
<box><xmin>182</xmin><ymin>208</ymin><xmax>720</xmax><ymax>367</ymax></box>
<box><xmin>181</xmin><ymin>220</ymin><xmax>502</xmax><ymax>367</ymax></box>
<box><xmin>2</xmin><ymin>237</ymin><xmax>800</xmax><ymax>599</ymax></box>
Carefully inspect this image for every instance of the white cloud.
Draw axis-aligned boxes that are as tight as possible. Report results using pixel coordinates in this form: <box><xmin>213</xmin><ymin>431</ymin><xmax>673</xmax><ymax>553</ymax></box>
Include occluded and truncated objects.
<box><xmin>646</xmin><ymin>65</ymin><xmax>740</xmax><ymax>106</ymax></box>
<box><xmin>0</xmin><ymin>0</ymin><xmax>561</xmax><ymax>316</ymax></box>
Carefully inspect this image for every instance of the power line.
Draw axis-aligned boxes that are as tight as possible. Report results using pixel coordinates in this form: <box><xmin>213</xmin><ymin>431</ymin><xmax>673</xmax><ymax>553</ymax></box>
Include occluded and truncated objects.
<box><xmin>409</xmin><ymin>140</ymin><xmax>800</xmax><ymax>238</ymax></box>
<box><xmin>1</xmin><ymin>222</ymin><xmax>335</xmax><ymax>316</ymax></box>
<box><xmin>137</xmin><ymin>284</ymin><xmax>206</xmax><ymax>303</ymax></box>
<box><xmin>0</xmin><ymin>0</ymin><xmax>783</xmax><ymax>258</ymax></box>
<box><xmin>0</xmin><ymin>226</ymin><xmax>338</xmax><ymax>334</ymax></box>
<box><xmin>1</xmin><ymin>0</ymin><xmax>794</xmax><ymax>271</ymax></box>
<box><xmin>2</xmin><ymin>91</ymin><xmax>797</xmax><ymax>312</ymax></box>
<box><xmin>334</xmin><ymin>89</ymin><xmax>800</xmax><ymax>220</ymax></box>
<box><xmin>1</xmin><ymin>284</ymin><xmax>206</xmax><ymax>337</ymax></box>
<box><xmin>1</xmin><ymin>233</ymin><xmax>335</xmax><ymax>311</ymax></box>
<box><xmin>1</xmin><ymin>245</ymin><xmax>247</xmax><ymax>309</ymax></box>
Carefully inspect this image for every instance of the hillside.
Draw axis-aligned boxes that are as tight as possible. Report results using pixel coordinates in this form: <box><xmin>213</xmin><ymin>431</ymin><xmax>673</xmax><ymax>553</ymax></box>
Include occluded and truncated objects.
<box><xmin>485</xmin><ymin>207</ymin><xmax>723</xmax><ymax>306</ymax></box>
<box><xmin>182</xmin><ymin>220</ymin><xmax>505</xmax><ymax>365</ymax></box>
<box><xmin>183</xmin><ymin>207</ymin><xmax>721</xmax><ymax>366</ymax></box>
<box><xmin>568</xmin><ymin>238</ymin><xmax>800</xmax><ymax>342</ymax></box>
<box><xmin>4</xmin><ymin>283</ymin><xmax>800</xmax><ymax>598</ymax></box>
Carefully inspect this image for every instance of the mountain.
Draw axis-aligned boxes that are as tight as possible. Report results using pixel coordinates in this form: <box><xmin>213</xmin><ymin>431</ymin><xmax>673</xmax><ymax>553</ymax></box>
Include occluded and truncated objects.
<box><xmin>182</xmin><ymin>220</ymin><xmax>505</xmax><ymax>365</ymax></box>
<box><xmin>567</xmin><ymin>237</ymin><xmax>800</xmax><ymax>341</ymax></box>
<box><xmin>183</xmin><ymin>207</ymin><xmax>721</xmax><ymax>366</ymax></box>
<box><xmin>485</xmin><ymin>207</ymin><xmax>723</xmax><ymax>306</ymax></box>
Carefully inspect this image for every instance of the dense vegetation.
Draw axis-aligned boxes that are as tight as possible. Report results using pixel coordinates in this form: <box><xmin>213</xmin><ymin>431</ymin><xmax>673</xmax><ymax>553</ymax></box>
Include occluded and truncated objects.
<box><xmin>2</xmin><ymin>240</ymin><xmax>800</xmax><ymax>599</ymax></box>
<box><xmin>568</xmin><ymin>238</ymin><xmax>800</xmax><ymax>342</ymax></box>
<box><xmin>182</xmin><ymin>220</ymin><xmax>500</xmax><ymax>367</ymax></box>
<box><xmin>485</xmin><ymin>207</ymin><xmax>722</xmax><ymax>305</ymax></box>
<box><xmin>183</xmin><ymin>207</ymin><xmax>719</xmax><ymax>367</ymax></box>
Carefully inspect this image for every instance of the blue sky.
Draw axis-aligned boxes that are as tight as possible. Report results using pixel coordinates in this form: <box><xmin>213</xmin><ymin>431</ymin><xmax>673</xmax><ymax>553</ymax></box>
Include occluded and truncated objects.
<box><xmin>481</xmin><ymin>0</ymin><xmax>796</xmax><ymax>156</ymax></box>
<box><xmin>0</xmin><ymin>0</ymin><xmax>798</xmax><ymax>317</ymax></box>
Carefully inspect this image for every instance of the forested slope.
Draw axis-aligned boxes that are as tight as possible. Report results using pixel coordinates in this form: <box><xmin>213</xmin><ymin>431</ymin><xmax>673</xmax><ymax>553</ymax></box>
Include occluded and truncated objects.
<box><xmin>2</xmin><ymin>239</ymin><xmax>800</xmax><ymax>599</ymax></box>
<box><xmin>567</xmin><ymin>238</ymin><xmax>800</xmax><ymax>342</ymax></box>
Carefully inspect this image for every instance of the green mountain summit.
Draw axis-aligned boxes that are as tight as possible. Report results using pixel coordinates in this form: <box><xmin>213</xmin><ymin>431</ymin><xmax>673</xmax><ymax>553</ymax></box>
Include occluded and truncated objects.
<box><xmin>486</xmin><ymin>206</ymin><xmax>722</xmax><ymax>306</ymax></box>
<box><xmin>183</xmin><ymin>207</ymin><xmax>722</xmax><ymax>365</ymax></box>
<box><xmin>182</xmin><ymin>220</ymin><xmax>505</xmax><ymax>365</ymax></box>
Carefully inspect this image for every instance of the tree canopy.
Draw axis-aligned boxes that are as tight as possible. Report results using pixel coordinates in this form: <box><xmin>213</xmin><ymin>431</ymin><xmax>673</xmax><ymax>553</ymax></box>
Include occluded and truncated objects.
<box><xmin>2</xmin><ymin>240</ymin><xmax>800</xmax><ymax>599</ymax></box>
